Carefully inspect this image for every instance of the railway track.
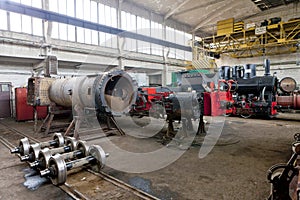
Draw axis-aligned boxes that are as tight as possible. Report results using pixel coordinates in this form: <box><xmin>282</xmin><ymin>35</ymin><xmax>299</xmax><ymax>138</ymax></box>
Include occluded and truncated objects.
<box><xmin>0</xmin><ymin>120</ymin><xmax>159</xmax><ymax>200</ymax></box>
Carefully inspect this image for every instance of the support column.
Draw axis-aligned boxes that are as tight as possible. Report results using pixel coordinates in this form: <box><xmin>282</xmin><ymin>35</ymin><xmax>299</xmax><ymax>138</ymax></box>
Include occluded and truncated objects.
<box><xmin>117</xmin><ymin>0</ymin><xmax>124</xmax><ymax>70</ymax></box>
<box><xmin>42</xmin><ymin>0</ymin><xmax>52</xmax><ymax>44</ymax></box>
<box><xmin>162</xmin><ymin>23</ymin><xmax>168</xmax><ymax>87</ymax></box>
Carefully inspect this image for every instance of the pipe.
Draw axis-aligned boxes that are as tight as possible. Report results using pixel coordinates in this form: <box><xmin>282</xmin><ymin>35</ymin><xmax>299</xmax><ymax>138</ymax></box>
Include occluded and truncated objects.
<box><xmin>261</xmin><ymin>86</ymin><xmax>266</xmax><ymax>102</ymax></box>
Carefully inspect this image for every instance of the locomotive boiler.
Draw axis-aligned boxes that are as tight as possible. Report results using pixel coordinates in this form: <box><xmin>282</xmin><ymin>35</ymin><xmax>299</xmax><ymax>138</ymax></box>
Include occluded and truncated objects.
<box><xmin>27</xmin><ymin>70</ymin><xmax>137</xmax><ymax>115</ymax></box>
<box><xmin>27</xmin><ymin>70</ymin><xmax>138</xmax><ymax>136</ymax></box>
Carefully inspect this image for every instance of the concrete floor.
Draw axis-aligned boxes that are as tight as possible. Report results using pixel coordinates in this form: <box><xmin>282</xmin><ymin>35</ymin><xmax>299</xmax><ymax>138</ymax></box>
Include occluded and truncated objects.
<box><xmin>0</xmin><ymin>143</ymin><xmax>70</xmax><ymax>200</ymax></box>
<box><xmin>0</xmin><ymin>113</ymin><xmax>299</xmax><ymax>200</ymax></box>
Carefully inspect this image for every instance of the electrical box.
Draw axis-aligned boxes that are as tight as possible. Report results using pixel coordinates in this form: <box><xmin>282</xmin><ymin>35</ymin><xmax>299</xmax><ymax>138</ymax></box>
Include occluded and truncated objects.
<box><xmin>15</xmin><ymin>87</ymin><xmax>48</xmax><ymax>121</ymax></box>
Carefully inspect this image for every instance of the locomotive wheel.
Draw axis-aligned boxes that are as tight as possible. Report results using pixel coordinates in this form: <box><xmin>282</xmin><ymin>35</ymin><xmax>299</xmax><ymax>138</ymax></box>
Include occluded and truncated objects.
<box><xmin>19</xmin><ymin>137</ymin><xmax>30</xmax><ymax>156</ymax></box>
<box><xmin>46</xmin><ymin>145</ymin><xmax>106</xmax><ymax>185</ymax></box>
<box><xmin>28</xmin><ymin>144</ymin><xmax>41</xmax><ymax>162</ymax></box>
<box><xmin>48</xmin><ymin>154</ymin><xmax>67</xmax><ymax>186</ymax></box>
<box><xmin>223</xmin><ymin>113</ymin><xmax>231</xmax><ymax>117</ymax></box>
<box><xmin>36</xmin><ymin>137</ymin><xmax>77</xmax><ymax>170</ymax></box>
<box><xmin>240</xmin><ymin>113</ymin><xmax>252</xmax><ymax>119</ymax></box>
<box><xmin>76</xmin><ymin>140</ymin><xmax>90</xmax><ymax>158</ymax></box>
<box><xmin>240</xmin><ymin>108</ymin><xmax>252</xmax><ymax>119</ymax></box>
<box><xmin>38</xmin><ymin>148</ymin><xmax>51</xmax><ymax>170</ymax></box>
<box><xmin>53</xmin><ymin>133</ymin><xmax>65</xmax><ymax>148</ymax></box>
<box><xmin>64</xmin><ymin>137</ymin><xmax>77</xmax><ymax>152</ymax></box>
<box><xmin>89</xmin><ymin>145</ymin><xmax>107</xmax><ymax>172</ymax></box>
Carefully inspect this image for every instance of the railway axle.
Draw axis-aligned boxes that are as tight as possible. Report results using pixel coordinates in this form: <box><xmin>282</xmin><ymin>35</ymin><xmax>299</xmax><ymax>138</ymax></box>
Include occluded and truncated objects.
<box><xmin>30</xmin><ymin>140</ymin><xmax>89</xmax><ymax>170</ymax></box>
<box><xmin>40</xmin><ymin>145</ymin><xmax>109</xmax><ymax>185</ymax></box>
<box><xmin>20</xmin><ymin>136</ymin><xmax>76</xmax><ymax>162</ymax></box>
<box><xmin>11</xmin><ymin>133</ymin><xmax>64</xmax><ymax>156</ymax></box>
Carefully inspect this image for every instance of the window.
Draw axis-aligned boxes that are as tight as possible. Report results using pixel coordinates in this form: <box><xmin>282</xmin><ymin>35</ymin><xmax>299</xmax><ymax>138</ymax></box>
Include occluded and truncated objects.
<box><xmin>184</xmin><ymin>33</ymin><xmax>193</xmax><ymax>60</ymax></box>
<box><xmin>151</xmin><ymin>44</ymin><xmax>162</xmax><ymax>56</ymax></box>
<box><xmin>21</xmin><ymin>15</ymin><xmax>32</xmax><ymax>34</ymax></box>
<box><xmin>32</xmin><ymin>17</ymin><xmax>43</xmax><ymax>36</ymax></box>
<box><xmin>68</xmin><ymin>25</ymin><xmax>76</xmax><ymax>41</ymax></box>
<box><xmin>137</xmin><ymin>16</ymin><xmax>150</xmax><ymax>54</ymax></box>
<box><xmin>75</xmin><ymin>0</ymin><xmax>83</xmax><ymax>19</ymax></box>
<box><xmin>166</xmin><ymin>26</ymin><xmax>175</xmax><ymax>42</ymax></box>
<box><xmin>52</xmin><ymin>22</ymin><xmax>59</xmax><ymax>39</ymax></box>
<box><xmin>185</xmin><ymin>51</ymin><xmax>192</xmax><ymax>61</ymax></box>
<box><xmin>110</xmin><ymin>7</ymin><xmax>117</xmax><ymax>28</ymax></box>
<box><xmin>10</xmin><ymin>13</ymin><xmax>22</xmax><ymax>32</ymax></box>
<box><xmin>121</xmin><ymin>11</ymin><xmax>127</xmax><ymax>30</ymax></box>
<box><xmin>8</xmin><ymin>0</ymin><xmax>191</xmax><ymax>60</ymax></box>
<box><xmin>49</xmin><ymin>0</ymin><xmax>58</xmax><ymax>12</ymax></box>
<box><xmin>32</xmin><ymin>0</ymin><xmax>42</xmax><ymax>8</ymax></box>
<box><xmin>85</xmin><ymin>29</ymin><xmax>92</xmax><ymax>44</ymax></box>
<box><xmin>168</xmin><ymin>48</ymin><xmax>176</xmax><ymax>59</ymax></box>
<box><xmin>104</xmin><ymin>5</ymin><xmax>111</xmax><ymax>26</ymax></box>
<box><xmin>91</xmin><ymin>1</ymin><xmax>98</xmax><ymax>23</ymax></box>
<box><xmin>151</xmin><ymin>21</ymin><xmax>163</xmax><ymax>39</ymax></box>
<box><xmin>77</xmin><ymin>27</ymin><xmax>85</xmax><ymax>43</ymax></box>
<box><xmin>1</xmin><ymin>84</ymin><xmax>10</xmax><ymax>92</ymax></box>
<box><xmin>59</xmin><ymin>23</ymin><xmax>68</xmax><ymax>40</ymax></box>
<box><xmin>0</xmin><ymin>11</ymin><xmax>7</xmax><ymax>30</ymax></box>
<box><xmin>66</xmin><ymin>0</ymin><xmax>75</xmax><ymax>17</ymax></box>
<box><xmin>83</xmin><ymin>0</ymin><xmax>90</xmax><ymax>21</ymax></box>
<box><xmin>58</xmin><ymin>0</ymin><xmax>67</xmax><ymax>15</ymax></box>
<box><xmin>124</xmin><ymin>38</ymin><xmax>137</xmax><ymax>52</ymax></box>
<box><xmin>98</xmin><ymin>3</ymin><xmax>105</xmax><ymax>25</ymax></box>
<box><xmin>91</xmin><ymin>30</ymin><xmax>98</xmax><ymax>45</ymax></box>
<box><xmin>99</xmin><ymin>32</ymin><xmax>106</xmax><ymax>46</ymax></box>
<box><xmin>105</xmin><ymin>33</ymin><xmax>113</xmax><ymax>48</ymax></box>
<box><xmin>21</xmin><ymin>0</ymin><xmax>31</xmax><ymax>6</ymax></box>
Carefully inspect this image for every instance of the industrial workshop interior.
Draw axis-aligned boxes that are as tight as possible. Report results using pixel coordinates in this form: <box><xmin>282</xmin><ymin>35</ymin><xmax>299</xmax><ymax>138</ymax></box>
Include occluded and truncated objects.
<box><xmin>1</xmin><ymin>0</ymin><xmax>300</xmax><ymax>199</ymax></box>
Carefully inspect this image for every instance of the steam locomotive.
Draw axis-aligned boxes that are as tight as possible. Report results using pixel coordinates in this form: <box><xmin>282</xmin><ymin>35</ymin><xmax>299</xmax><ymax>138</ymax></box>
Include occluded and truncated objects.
<box><xmin>130</xmin><ymin>59</ymin><xmax>299</xmax><ymax>124</ymax></box>
<box><xmin>218</xmin><ymin>59</ymin><xmax>299</xmax><ymax>118</ymax></box>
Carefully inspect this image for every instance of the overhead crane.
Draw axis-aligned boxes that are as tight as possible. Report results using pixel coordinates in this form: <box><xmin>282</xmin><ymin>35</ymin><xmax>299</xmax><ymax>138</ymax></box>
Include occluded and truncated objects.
<box><xmin>195</xmin><ymin>17</ymin><xmax>300</xmax><ymax>58</ymax></box>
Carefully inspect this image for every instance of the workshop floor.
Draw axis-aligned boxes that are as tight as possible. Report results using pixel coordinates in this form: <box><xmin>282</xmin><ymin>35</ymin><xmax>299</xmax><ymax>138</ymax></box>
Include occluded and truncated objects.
<box><xmin>0</xmin><ymin>113</ymin><xmax>299</xmax><ymax>200</ymax></box>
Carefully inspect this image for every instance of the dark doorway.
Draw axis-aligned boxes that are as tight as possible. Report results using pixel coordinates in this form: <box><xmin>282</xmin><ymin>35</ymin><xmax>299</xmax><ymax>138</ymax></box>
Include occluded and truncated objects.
<box><xmin>0</xmin><ymin>82</ymin><xmax>12</xmax><ymax>118</ymax></box>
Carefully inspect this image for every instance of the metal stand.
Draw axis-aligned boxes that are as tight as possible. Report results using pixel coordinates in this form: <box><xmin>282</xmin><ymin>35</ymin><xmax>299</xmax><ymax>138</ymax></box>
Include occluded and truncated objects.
<box><xmin>37</xmin><ymin>104</ymin><xmax>71</xmax><ymax>135</ymax></box>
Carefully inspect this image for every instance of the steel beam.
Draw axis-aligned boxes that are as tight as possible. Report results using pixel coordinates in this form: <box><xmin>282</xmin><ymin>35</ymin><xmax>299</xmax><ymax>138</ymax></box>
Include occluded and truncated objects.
<box><xmin>164</xmin><ymin>0</ymin><xmax>192</xmax><ymax>20</ymax></box>
<box><xmin>0</xmin><ymin>1</ymin><xmax>192</xmax><ymax>52</ymax></box>
<box><xmin>174</xmin><ymin>0</ymin><xmax>226</xmax><ymax>17</ymax></box>
<box><xmin>191</xmin><ymin>0</ymin><xmax>240</xmax><ymax>32</ymax></box>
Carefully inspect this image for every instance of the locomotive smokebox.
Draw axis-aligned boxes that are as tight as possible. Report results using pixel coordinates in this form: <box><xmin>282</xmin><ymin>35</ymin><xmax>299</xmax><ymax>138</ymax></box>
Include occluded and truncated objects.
<box><xmin>28</xmin><ymin>70</ymin><xmax>137</xmax><ymax>115</ymax></box>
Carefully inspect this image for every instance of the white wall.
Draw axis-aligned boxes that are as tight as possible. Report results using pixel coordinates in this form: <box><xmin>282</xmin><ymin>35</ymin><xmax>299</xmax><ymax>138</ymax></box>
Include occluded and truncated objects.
<box><xmin>128</xmin><ymin>72</ymin><xmax>149</xmax><ymax>86</ymax></box>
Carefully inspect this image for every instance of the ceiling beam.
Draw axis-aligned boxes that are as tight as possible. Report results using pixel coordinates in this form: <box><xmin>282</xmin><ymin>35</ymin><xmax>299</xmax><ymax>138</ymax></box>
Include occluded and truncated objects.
<box><xmin>164</xmin><ymin>0</ymin><xmax>192</xmax><ymax>20</ymax></box>
<box><xmin>174</xmin><ymin>0</ymin><xmax>226</xmax><ymax>17</ymax></box>
<box><xmin>191</xmin><ymin>0</ymin><xmax>242</xmax><ymax>33</ymax></box>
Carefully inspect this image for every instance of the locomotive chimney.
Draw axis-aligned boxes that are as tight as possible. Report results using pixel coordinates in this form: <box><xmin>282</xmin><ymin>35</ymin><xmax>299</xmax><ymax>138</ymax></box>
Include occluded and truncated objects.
<box><xmin>232</xmin><ymin>66</ymin><xmax>237</xmax><ymax>80</ymax></box>
<box><xmin>224</xmin><ymin>66</ymin><xmax>231</xmax><ymax>80</ymax></box>
<box><xmin>264</xmin><ymin>59</ymin><xmax>271</xmax><ymax>76</ymax></box>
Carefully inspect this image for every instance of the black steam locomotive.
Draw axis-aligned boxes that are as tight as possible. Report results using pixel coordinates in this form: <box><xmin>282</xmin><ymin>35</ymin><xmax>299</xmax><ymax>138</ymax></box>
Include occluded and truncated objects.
<box><xmin>219</xmin><ymin>59</ymin><xmax>279</xmax><ymax>118</ymax></box>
